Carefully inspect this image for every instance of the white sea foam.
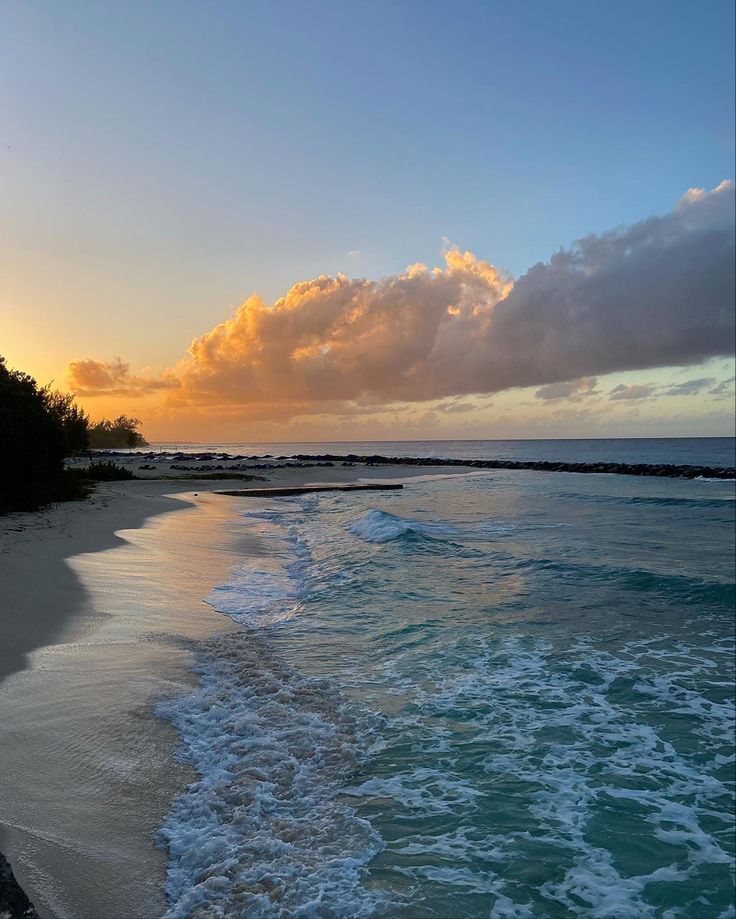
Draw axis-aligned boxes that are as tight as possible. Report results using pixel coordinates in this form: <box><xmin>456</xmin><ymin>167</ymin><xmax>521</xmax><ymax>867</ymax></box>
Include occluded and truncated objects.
<box><xmin>349</xmin><ymin>509</ymin><xmax>423</xmax><ymax>543</ymax></box>
<box><xmin>205</xmin><ymin>504</ymin><xmax>308</xmax><ymax>627</ymax></box>
<box><xmin>343</xmin><ymin>770</ymin><xmax>484</xmax><ymax>816</ymax></box>
<box><xmin>158</xmin><ymin>481</ymin><xmax>735</xmax><ymax>917</ymax></box>
<box><xmin>157</xmin><ymin>633</ymin><xmax>391</xmax><ymax>919</ymax></box>
<box><xmin>376</xmin><ymin>634</ymin><xmax>736</xmax><ymax>917</ymax></box>
<box><xmin>158</xmin><ymin>501</ymin><xmax>396</xmax><ymax>917</ymax></box>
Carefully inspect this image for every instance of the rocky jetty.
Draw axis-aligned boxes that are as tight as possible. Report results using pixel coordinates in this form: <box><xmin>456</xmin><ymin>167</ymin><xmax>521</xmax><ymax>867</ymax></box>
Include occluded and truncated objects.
<box><xmin>289</xmin><ymin>454</ymin><xmax>735</xmax><ymax>480</ymax></box>
<box><xmin>88</xmin><ymin>450</ymin><xmax>735</xmax><ymax>480</ymax></box>
<box><xmin>217</xmin><ymin>483</ymin><xmax>404</xmax><ymax>497</ymax></box>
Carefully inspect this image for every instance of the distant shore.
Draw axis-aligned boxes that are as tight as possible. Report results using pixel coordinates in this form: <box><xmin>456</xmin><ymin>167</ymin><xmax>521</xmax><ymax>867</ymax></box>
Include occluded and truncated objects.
<box><xmin>72</xmin><ymin>449</ymin><xmax>736</xmax><ymax>480</ymax></box>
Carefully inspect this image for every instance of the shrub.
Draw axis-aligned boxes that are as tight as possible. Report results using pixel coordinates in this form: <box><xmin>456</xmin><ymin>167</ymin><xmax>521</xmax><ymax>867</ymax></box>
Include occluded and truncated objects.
<box><xmin>0</xmin><ymin>357</ymin><xmax>140</xmax><ymax>513</ymax></box>
<box><xmin>75</xmin><ymin>461</ymin><xmax>136</xmax><ymax>481</ymax></box>
<box><xmin>0</xmin><ymin>356</ymin><xmax>70</xmax><ymax>513</ymax></box>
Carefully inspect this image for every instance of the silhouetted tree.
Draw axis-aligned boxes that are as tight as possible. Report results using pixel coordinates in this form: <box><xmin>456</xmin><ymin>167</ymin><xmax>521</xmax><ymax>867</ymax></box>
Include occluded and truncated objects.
<box><xmin>88</xmin><ymin>415</ymin><xmax>148</xmax><ymax>449</ymax></box>
<box><xmin>0</xmin><ymin>356</ymin><xmax>70</xmax><ymax>512</ymax></box>
<box><xmin>45</xmin><ymin>389</ymin><xmax>90</xmax><ymax>454</ymax></box>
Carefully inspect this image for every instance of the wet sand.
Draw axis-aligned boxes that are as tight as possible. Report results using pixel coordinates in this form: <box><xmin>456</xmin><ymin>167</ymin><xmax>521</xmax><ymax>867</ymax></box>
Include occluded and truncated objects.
<box><xmin>0</xmin><ymin>482</ymin><xmax>249</xmax><ymax>917</ymax></box>
<box><xmin>0</xmin><ymin>464</ymin><xmax>467</xmax><ymax>917</ymax></box>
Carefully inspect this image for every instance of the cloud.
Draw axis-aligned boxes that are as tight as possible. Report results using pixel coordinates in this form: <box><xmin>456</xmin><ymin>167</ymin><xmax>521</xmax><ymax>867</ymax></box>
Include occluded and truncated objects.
<box><xmin>65</xmin><ymin>357</ymin><xmax>171</xmax><ymax>397</ymax></box>
<box><xmin>66</xmin><ymin>181</ymin><xmax>735</xmax><ymax>421</ymax></box>
<box><xmin>436</xmin><ymin>400</ymin><xmax>477</xmax><ymax>413</ymax></box>
<box><xmin>535</xmin><ymin>377</ymin><xmax>597</xmax><ymax>400</ymax></box>
<box><xmin>709</xmin><ymin>376</ymin><xmax>736</xmax><ymax>397</ymax></box>
<box><xmin>609</xmin><ymin>383</ymin><xmax>657</xmax><ymax>401</ymax></box>
<box><xmin>663</xmin><ymin>377</ymin><xmax>716</xmax><ymax>396</ymax></box>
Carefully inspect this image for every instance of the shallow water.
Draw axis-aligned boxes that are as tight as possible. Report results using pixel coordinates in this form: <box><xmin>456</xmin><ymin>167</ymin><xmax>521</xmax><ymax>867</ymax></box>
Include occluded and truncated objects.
<box><xmin>160</xmin><ymin>470</ymin><xmax>735</xmax><ymax>918</ymax></box>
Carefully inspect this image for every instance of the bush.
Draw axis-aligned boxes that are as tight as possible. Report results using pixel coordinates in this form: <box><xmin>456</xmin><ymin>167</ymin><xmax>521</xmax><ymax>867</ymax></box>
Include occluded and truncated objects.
<box><xmin>0</xmin><ymin>356</ymin><xmax>70</xmax><ymax>513</ymax></box>
<box><xmin>0</xmin><ymin>357</ymin><xmax>140</xmax><ymax>513</ymax></box>
<box><xmin>74</xmin><ymin>461</ymin><xmax>136</xmax><ymax>482</ymax></box>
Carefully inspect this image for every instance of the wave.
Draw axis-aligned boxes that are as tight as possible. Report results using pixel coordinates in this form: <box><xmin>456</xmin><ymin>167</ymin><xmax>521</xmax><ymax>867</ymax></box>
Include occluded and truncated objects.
<box><xmin>513</xmin><ymin>557</ymin><xmax>735</xmax><ymax>607</ymax></box>
<box><xmin>157</xmin><ymin>633</ymin><xmax>391</xmax><ymax>919</ymax></box>
<box><xmin>349</xmin><ymin>509</ymin><xmax>516</xmax><ymax>545</ymax></box>
<box><xmin>157</xmin><ymin>482</ymin><xmax>735</xmax><ymax>917</ymax></box>
<box><xmin>204</xmin><ymin>506</ymin><xmax>308</xmax><ymax>627</ymax></box>
<box><xmin>560</xmin><ymin>492</ymin><xmax>735</xmax><ymax>510</ymax></box>
<box><xmin>361</xmin><ymin>634</ymin><xmax>736</xmax><ymax>917</ymax></box>
<box><xmin>349</xmin><ymin>509</ymin><xmax>448</xmax><ymax>544</ymax></box>
<box><xmin>624</xmin><ymin>495</ymin><xmax>735</xmax><ymax>508</ymax></box>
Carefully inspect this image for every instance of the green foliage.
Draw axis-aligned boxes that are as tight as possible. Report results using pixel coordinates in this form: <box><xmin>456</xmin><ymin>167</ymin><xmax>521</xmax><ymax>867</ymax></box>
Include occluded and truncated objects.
<box><xmin>74</xmin><ymin>461</ymin><xmax>136</xmax><ymax>481</ymax></box>
<box><xmin>88</xmin><ymin>415</ymin><xmax>148</xmax><ymax>449</ymax></box>
<box><xmin>0</xmin><ymin>357</ymin><xmax>146</xmax><ymax>513</ymax></box>
<box><xmin>45</xmin><ymin>389</ymin><xmax>90</xmax><ymax>454</ymax></box>
<box><xmin>0</xmin><ymin>356</ymin><xmax>89</xmax><ymax>513</ymax></box>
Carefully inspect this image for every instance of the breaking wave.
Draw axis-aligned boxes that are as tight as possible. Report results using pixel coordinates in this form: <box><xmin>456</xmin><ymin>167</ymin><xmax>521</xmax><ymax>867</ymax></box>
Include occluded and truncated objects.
<box><xmin>157</xmin><ymin>470</ymin><xmax>735</xmax><ymax>918</ymax></box>
<box><xmin>157</xmin><ymin>633</ymin><xmax>391</xmax><ymax>919</ymax></box>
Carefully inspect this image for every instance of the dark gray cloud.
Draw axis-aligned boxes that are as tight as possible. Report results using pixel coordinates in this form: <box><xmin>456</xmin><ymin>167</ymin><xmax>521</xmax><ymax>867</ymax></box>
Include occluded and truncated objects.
<box><xmin>469</xmin><ymin>181</ymin><xmax>735</xmax><ymax>397</ymax></box>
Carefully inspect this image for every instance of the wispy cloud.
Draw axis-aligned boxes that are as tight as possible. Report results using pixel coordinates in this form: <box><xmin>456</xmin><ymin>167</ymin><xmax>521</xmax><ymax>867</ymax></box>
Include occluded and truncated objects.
<box><xmin>609</xmin><ymin>383</ymin><xmax>657</xmax><ymax>401</ymax></box>
<box><xmin>709</xmin><ymin>376</ymin><xmax>736</xmax><ymax>398</ymax></box>
<box><xmin>66</xmin><ymin>181</ymin><xmax>735</xmax><ymax>421</ymax></box>
<box><xmin>663</xmin><ymin>377</ymin><xmax>716</xmax><ymax>396</ymax></box>
<box><xmin>535</xmin><ymin>377</ymin><xmax>598</xmax><ymax>401</ymax></box>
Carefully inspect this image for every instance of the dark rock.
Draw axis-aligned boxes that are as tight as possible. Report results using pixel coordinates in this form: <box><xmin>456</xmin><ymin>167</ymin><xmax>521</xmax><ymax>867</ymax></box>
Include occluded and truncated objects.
<box><xmin>237</xmin><ymin>454</ymin><xmax>734</xmax><ymax>480</ymax></box>
<box><xmin>0</xmin><ymin>853</ymin><xmax>38</xmax><ymax>918</ymax></box>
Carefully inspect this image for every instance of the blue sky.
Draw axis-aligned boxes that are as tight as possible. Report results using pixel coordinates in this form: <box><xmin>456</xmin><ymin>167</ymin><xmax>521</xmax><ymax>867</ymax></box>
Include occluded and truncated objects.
<box><xmin>1</xmin><ymin>0</ymin><xmax>734</xmax><ymax>438</ymax></box>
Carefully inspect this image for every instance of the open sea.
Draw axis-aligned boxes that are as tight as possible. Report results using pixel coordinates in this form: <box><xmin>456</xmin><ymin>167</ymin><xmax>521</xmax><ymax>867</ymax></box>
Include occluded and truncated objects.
<box><xmin>145</xmin><ymin>437</ymin><xmax>736</xmax><ymax>468</ymax></box>
<box><xmin>156</xmin><ymin>439</ymin><xmax>735</xmax><ymax>919</ymax></box>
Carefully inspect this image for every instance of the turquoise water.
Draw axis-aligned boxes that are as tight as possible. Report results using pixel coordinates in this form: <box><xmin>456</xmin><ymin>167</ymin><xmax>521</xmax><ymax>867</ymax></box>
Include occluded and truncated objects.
<box><xmin>159</xmin><ymin>469</ymin><xmax>735</xmax><ymax>918</ymax></box>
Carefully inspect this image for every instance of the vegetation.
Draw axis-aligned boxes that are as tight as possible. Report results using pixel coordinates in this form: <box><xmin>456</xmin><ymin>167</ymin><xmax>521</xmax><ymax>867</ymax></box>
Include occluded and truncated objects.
<box><xmin>88</xmin><ymin>415</ymin><xmax>148</xmax><ymax>449</ymax></box>
<box><xmin>0</xmin><ymin>356</ymin><xmax>145</xmax><ymax>514</ymax></box>
<box><xmin>0</xmin><ymin>356</ymin><xmax>89</xmax><ymax>513</ymax></box>
<box><xmin>71</xmin><ymin>461</ymin><xmax>136</xmax><ymax>482</ymax></box>
<box><xmin>45</xmin><ymin>389</ymin><xmax>91</xmax><ymax>454</ymax></box>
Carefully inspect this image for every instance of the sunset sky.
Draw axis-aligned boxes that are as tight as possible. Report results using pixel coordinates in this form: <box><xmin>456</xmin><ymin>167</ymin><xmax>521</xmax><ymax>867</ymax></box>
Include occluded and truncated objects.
<box><xmin>2</xmin><ymin>0</ymin><xmax>734</xmax><ymax>441</ymax></box>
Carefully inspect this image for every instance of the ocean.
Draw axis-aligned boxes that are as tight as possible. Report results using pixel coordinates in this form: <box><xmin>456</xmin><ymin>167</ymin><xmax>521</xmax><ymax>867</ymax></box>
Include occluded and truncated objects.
<box><xmin>144</xmin><ymin>437</ymin><xmax>736</xmax><ymax>468</ymax></box>
<box><xmin>156</xmin><ymin>440</ymin><xmax>735</xmax><ymax>919</ymax></box>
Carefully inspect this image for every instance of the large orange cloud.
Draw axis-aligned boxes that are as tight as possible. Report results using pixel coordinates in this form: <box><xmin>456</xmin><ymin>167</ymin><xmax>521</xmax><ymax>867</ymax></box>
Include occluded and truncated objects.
<box><xmin>66</xmin><ymin>181</ymin><xmax>735</xmax><ymax>421</ymax></box>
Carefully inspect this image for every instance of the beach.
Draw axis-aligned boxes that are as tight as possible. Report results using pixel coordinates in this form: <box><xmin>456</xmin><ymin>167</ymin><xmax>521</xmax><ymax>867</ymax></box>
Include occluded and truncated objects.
<box><xmin>4</xmin><ymin>0</ymin><xmax>733</xmax><ymax>912</ymax></box>
<box><xmin>1</xmin><ymin>449</ymin><xmax>734</xmax><ymax>917</ymax></box>
<box><xmin>0</xmin><ymin>462</ymin><xmax>468</xmax><ymax>918</ymax></box>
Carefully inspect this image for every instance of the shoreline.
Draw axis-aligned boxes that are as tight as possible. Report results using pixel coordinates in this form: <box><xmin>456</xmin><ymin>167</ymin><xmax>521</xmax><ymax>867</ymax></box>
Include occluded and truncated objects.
<box><xmin>0</xmin><ymin>479</ymin><xmax>249</xmax><ymax>917</ymax></box>
<box><xmin>0</xmin><ymin>463</ymin><xmax>471</xmax><ymax>918</ymax></box>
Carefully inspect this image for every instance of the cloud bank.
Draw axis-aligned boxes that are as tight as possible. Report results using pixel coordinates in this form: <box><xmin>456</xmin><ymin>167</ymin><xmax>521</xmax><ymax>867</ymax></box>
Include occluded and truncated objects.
<box><xmin>66</xmin><ymin>181</ymin><xmax>735</xmax><ymax>419</ymax></box>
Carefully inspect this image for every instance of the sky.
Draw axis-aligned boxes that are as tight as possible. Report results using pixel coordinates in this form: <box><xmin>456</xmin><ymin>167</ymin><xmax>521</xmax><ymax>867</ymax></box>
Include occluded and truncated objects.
<box><xmin>1</xmin><ymin>0</ymin><xmax>734</xmax><ymax>441</ymax></box>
